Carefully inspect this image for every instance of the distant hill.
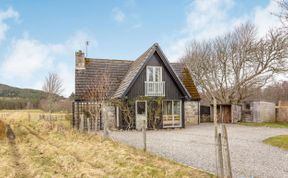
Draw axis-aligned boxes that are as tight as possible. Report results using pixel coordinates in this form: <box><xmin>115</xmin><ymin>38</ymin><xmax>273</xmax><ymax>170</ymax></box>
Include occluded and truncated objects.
<box><xmin>0</xmin><ymin>83</ymin><xmax>48</xmax><ymax>100</ymax></box>
<box><xmin>0</xmin><ymin>84</ymin><xmax>51</xmax><ymax>109</ymax></box>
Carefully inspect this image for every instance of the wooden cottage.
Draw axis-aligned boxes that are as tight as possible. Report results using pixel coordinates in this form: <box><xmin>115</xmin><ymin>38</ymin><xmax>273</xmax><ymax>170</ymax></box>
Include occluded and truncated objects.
<box><xmin>73</xmin><ymin>43</ymin><xmax>201</xmax><ymax>130</ymax></box>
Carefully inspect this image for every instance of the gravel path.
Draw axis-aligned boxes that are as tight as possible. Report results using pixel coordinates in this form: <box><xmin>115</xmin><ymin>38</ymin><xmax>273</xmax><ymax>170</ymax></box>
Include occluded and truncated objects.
<box><xmin>110</xmin><ymin>123</ymin><xmax>288</xmax><ymax>178</ymax></box>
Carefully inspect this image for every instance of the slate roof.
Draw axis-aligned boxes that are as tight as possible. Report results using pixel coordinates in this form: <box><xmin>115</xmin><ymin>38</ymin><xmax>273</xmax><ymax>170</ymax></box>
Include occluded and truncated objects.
<box><xmin>75</xmin><ymin>59</ymin><xmax>132</xmax><ymax>100</ymax></box>
<box><xmin>75</xmin><ymin>43</ymin><xmax>200</xmax><ymax>101</ymax></box>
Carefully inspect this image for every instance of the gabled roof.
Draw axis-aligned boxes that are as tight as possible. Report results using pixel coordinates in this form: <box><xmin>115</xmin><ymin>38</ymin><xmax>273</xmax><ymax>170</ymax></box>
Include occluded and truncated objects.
<box><xmin>112</xmin><ymin>43</ymin><xmax>191</xmax><ymax>99</ymax></box>
<box><xmin>75</xmin><ymin>43</ymin><xmax>200</xmax><ymax>101</ymax></box>
<box><xmin>112</xmin><ymin>44</ymin><xmax>156</xmax><ymax>98</ymax></box>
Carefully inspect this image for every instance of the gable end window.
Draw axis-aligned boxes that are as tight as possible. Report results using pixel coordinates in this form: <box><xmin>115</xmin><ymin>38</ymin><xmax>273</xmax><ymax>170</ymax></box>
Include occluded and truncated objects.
<box><xmin>146</xmin><ymin>66</ymin><xmax>162</xmax><ymax>82</ymax></box>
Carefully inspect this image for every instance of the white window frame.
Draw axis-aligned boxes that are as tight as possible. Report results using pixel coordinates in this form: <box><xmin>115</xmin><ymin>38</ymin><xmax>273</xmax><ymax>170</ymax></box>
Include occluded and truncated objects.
<box><xmin>162</xmin><ymin>100</ymin><xmax>182</xmax><ymax>128</ymax></box>
<box><xmin>146</xmin><ymin>66</ymin><xmax>162</xmax><ymax>82</ymax></box>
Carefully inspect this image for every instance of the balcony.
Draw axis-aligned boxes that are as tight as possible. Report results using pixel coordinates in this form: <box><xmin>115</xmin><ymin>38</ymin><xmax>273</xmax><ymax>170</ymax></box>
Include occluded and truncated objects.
<box><xmin>145</xmin><ymin>81</ymin><xmax>165</xmax><ymax>96</ymax></box>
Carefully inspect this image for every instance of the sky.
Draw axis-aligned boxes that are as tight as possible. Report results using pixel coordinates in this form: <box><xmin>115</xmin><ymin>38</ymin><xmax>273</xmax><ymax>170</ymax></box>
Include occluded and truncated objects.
<box><xmin>0</xmin><ymin>0</ymin><xmax>283</xmax><ymax>96</ymax></box>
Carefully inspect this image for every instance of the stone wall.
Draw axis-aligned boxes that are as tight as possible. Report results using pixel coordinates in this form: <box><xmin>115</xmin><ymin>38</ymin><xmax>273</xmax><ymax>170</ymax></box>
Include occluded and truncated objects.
<box><xmin>184</xmin><ymin>101</ymin><xmax>199</xmax><ymax>126</ymax></box>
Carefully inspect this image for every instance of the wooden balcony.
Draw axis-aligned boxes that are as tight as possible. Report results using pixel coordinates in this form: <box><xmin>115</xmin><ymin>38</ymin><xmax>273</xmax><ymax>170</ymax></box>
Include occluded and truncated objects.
<box><xmin>145</xmin><ymin>81</ymin><xmax>165</xmax><ymax>96</ymax></box>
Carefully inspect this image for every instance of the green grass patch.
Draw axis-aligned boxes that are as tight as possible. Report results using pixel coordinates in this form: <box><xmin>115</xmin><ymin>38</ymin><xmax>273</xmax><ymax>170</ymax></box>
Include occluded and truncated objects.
<box><xmin>239</xmin><ymin>122</ymin><xmax>288</xmax><ymax>128</ymax></box>
<box><xmin>263</xmin><ymin>135</ymin><xmax>288</xmax><ymax>150</ymax></box>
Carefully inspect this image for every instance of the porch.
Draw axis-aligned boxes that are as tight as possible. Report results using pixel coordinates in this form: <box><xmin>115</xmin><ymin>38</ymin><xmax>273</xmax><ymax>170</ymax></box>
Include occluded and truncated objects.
<box><xmin>118</xmin><ymin>99</ymin><xmax>183</xmax><ymax>130</ymax></box>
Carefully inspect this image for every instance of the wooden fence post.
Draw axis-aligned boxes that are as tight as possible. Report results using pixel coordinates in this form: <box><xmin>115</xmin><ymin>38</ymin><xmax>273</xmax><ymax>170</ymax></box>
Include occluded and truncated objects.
<box><xmin>87</xmin><ymin>118</ymin><xmax>91</xmax><ymax>133</ymax></box>
<box><xmin>104</xmin><ymin>109</ymin><xmax>109</xmax><ymax>137</ymax></box>
<box><xmin>218</xmin><ymin>132</ymin><xmax>224</xmax><ymax>178</ymax></box>
<box><xmin>213</xmin><ymin>97</ymin><xmax>219</xmax><ymax>176</ymax></box>
<box><xmin>142</xmin><ymin>119</ymin><xmax>147</xmax><ymax>152</ymax></box>
<box><xmin>222</xmin><ymin>124</ymin><xmax>233</xmax><ymax>178</ymax></box>
<box><xmin>94</xmin><ymin>114</ymin><xmax>98</xmax><ymax>132</ymax></box>
<box><xmin>79</xmin><ymin>114</ymin><xmax>84</xmax><ymax>132</ymax></box>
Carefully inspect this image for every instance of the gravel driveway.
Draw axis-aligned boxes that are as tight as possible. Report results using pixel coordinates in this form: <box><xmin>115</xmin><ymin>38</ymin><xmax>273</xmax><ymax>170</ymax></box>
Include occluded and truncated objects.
<box><xmin>109</xmin><ymin>123</ymin><xmax>288</xmax><ymax>178</ymax></box>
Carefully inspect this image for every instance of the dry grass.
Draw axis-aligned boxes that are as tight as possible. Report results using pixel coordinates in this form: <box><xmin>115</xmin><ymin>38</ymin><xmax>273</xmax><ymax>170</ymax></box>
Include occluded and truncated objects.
<box><xmin>0</xmin><ymin>120</ymin><xmax>5</xmax><ymax>140</ymax></box>
<box><xmin>0</xmin><ymin>110</ymin><xmax>213</xmax><ymax>178</ymax></box>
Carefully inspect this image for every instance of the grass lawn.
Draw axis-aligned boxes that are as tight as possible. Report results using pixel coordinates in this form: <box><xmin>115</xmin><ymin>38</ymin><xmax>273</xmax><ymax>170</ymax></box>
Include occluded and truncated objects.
<box><xmin>0</xmin><ymin>111</ymin><xmax>214</xmax><ymax>178</ymax></box>
<box><xmin>239</xmin><ymin>122</ymin><xmax>288</xmax><ymax>128</ymax></box>
<box><xmin>263</xmin><ymin>135</ymin><xmax>288</xmax><ymax>151</ymax></box>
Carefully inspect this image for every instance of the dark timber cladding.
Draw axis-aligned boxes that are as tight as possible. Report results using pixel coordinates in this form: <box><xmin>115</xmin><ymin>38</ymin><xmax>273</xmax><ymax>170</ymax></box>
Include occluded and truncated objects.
<box><xmin>127</xmin><ymin>52</ymin><xmax>183</xmax><ymax>99</ymax></box>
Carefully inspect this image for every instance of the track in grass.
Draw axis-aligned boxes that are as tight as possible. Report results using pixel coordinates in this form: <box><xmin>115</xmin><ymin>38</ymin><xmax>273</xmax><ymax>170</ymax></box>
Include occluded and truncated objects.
<box><xmin>1</xmin><ymin>119</ymin><xmax>32</xmax><ymax>178</ymax></box>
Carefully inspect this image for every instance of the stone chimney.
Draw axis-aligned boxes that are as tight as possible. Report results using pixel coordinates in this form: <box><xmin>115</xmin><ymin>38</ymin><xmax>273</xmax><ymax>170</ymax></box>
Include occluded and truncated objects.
<box><xmin>75</xmin><ymin>50</ymin><xmax>85</xmax><ymax>70</ymax></box>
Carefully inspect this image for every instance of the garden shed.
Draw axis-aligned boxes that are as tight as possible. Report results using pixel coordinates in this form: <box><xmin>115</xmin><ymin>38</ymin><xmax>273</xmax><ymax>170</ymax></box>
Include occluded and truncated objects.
<box><xmin>210</xmin><ymin>104</ymin><xmax>241</xmax><ymax>123</ymax></box>
<box><xmin>242</xmin><ymin>101</ymin><xmax>275</xmax><ymax>122</ymax></box>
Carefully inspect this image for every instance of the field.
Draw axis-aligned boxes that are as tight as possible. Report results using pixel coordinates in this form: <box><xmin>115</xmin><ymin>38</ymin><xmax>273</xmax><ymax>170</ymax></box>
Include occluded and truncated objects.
<box><xmin>0</xmin><ymin>110</ymin><xmax>213</xmax><ymax>178</ymax></box>
<box><xmin>263</xmin><ymin>135</ymin><xmax>288</xmax><ymax>150</ymax></box>
<box><xmin>239</xmin><ymin>121</ymin><xmax>288</xmax><ymax>128</ymax></box>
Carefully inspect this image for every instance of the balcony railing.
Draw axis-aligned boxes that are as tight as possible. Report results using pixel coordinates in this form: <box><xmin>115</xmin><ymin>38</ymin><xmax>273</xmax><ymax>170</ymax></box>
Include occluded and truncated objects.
<box><xmin>145</xmin><ymin>81</ymin><xmax>165</xmax><ymax>96</ymax></box>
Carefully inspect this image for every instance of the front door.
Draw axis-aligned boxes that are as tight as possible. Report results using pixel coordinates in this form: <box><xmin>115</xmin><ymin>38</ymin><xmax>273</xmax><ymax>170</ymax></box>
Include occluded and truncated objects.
<box><xmin>136</xmin><ymin>100</ymin><xmax>147</xmax><ymax>130</ymax></box>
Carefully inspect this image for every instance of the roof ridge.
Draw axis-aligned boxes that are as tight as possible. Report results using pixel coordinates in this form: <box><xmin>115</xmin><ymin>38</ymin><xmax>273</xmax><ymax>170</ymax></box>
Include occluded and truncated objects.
<box><xmin>85</xmin><ymin>58</ymin><xmax>132</xmax><ymax>62</ymax></box>
<box><xmin>112</xmin><ymin>43</ymin><xmax>157</xmax><ymax>98</ymax></box>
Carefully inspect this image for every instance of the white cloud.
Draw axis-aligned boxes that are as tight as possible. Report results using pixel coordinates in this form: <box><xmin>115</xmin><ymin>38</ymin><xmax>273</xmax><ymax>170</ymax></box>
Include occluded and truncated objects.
<box><xmin>253</xmin><ymin>0</ymin><xmax>282</xmax><ymax>37</ymax></box>
<box><xmin>166</xmin><ymin>0</ymin><xmax>236</xmax><ymax>61</ymax></box>
<box><xmin>112</xmin><ymin>7</ymin><xmax>126</xmax><ymax>23</ymax></box>
<box><xmin>0</xmin><ymin>7</ymin><xmax>19</xmax><ymax>43</ymax></box>
<box><xmin>166</xmin><ymin>0</ymin><xmax>283</xmax><ymax>61</ymax></box>
<box><xmin>0</xmin><ymin>32</ymin><xmax>97</xmax><ymax>96</ymax></box>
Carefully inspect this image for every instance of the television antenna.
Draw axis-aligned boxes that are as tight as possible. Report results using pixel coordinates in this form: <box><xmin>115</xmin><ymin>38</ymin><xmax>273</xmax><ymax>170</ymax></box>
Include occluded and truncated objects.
<box><xmin>85</xmin><ymin>41</ymin><xmax>89</xmax><ymax>57</ymax></box>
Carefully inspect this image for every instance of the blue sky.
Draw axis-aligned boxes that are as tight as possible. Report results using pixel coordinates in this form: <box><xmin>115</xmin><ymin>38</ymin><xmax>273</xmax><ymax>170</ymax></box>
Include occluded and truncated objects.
<box><xmin>0</xmin><ymin>0</ymin><xmax>282</xmax><ymax>96</ymax></box>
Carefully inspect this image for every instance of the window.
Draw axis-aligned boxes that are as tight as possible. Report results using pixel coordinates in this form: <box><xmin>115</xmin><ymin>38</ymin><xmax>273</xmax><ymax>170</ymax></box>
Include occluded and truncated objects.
<box><xmin>162</xmin><ymin>100</ymin><xmax>182</xmax><ymax>127</ymax></box>
<box><xmin>137</xmin><ymin>101</ymin><xmax>146</xmax><ymax>115</ymax></box>
<box><xmin>146</xmin><ymin>66</ymin><xmax>162</xmax><ymax>82</ymax></box>
<box><xmin>147</xmin><ymin>67</ymin><xmax>154</xmax><ymax>82</ymax></box>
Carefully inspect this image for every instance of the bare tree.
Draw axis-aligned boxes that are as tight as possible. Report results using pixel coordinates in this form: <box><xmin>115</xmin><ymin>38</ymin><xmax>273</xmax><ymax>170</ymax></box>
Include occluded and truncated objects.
<box><xmin>248</xmin><ymin>81</ymin><xmax>288</xmax><ymax>103</ymax></box>
<box><xmin>42</xmin><ymin>73</ymin><xmax>64</xmax><ymax>113</ymax></box>
<box><xmin>182</xmin><ymin>22</ymin><xmax>288</xmax><ymax>104</ymax></box>
<box><xmin>277</xmin><ymin>0</ymin><xmax>288</xmax><ymax>29</ymax></box>
<box><xmin>81</xmin><ymin>70</ymin><xmax>111</xmax><ymax>131</ymax></box>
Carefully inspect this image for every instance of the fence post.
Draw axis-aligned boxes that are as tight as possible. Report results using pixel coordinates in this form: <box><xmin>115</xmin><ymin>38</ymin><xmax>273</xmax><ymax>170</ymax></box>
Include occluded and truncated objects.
<box><xmin>104</xmin><ymin>109</ymin><xmax>109</xmax><ymax>137</ymax></box>
<box><xmin>87</xmin><ymin>118</ymin><xmax>91</xmax><ymax>133</ymax></box>
<box><xmin>94</xmin><ymin>113</ymin><xmax>98</xmax><ymax>132</ymax></box>
<box><xmin>213</xmin><ymin>97</ymin><xmax>219</xmax><ymax>176</ymax></box>
<box><xmin>79</xmin><ymin>114</ymin><xmax>84</xmax><ymax>132</ymax></box>
<box><xmin>142</xmin><ymin>119</ymin><xmax>147</xmax><ymax>152</ymax></box>
<box><xmin>218</xmin><ymin>132</ymin><xmax>224</xmax><ymax>178</ymax></box>
<box><xmin>222</xmin><ymin>124</ymin><xmax>233</xmax><ymax>178</ymax></box>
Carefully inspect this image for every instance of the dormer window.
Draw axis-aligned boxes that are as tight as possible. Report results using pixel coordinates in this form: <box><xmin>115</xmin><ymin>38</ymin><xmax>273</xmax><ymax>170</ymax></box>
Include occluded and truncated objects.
<box><xmin>147</xmin><ymin>66</ymin><xmax>162</xmax><ymax>82</ymax></box>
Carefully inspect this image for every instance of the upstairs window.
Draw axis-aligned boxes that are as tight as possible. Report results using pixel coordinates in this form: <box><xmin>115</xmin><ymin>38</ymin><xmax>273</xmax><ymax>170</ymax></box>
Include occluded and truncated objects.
<box><xmin>146</xmin><ymin>66</ymin><xmax>162</xmax><ymax>82</ymax></box>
